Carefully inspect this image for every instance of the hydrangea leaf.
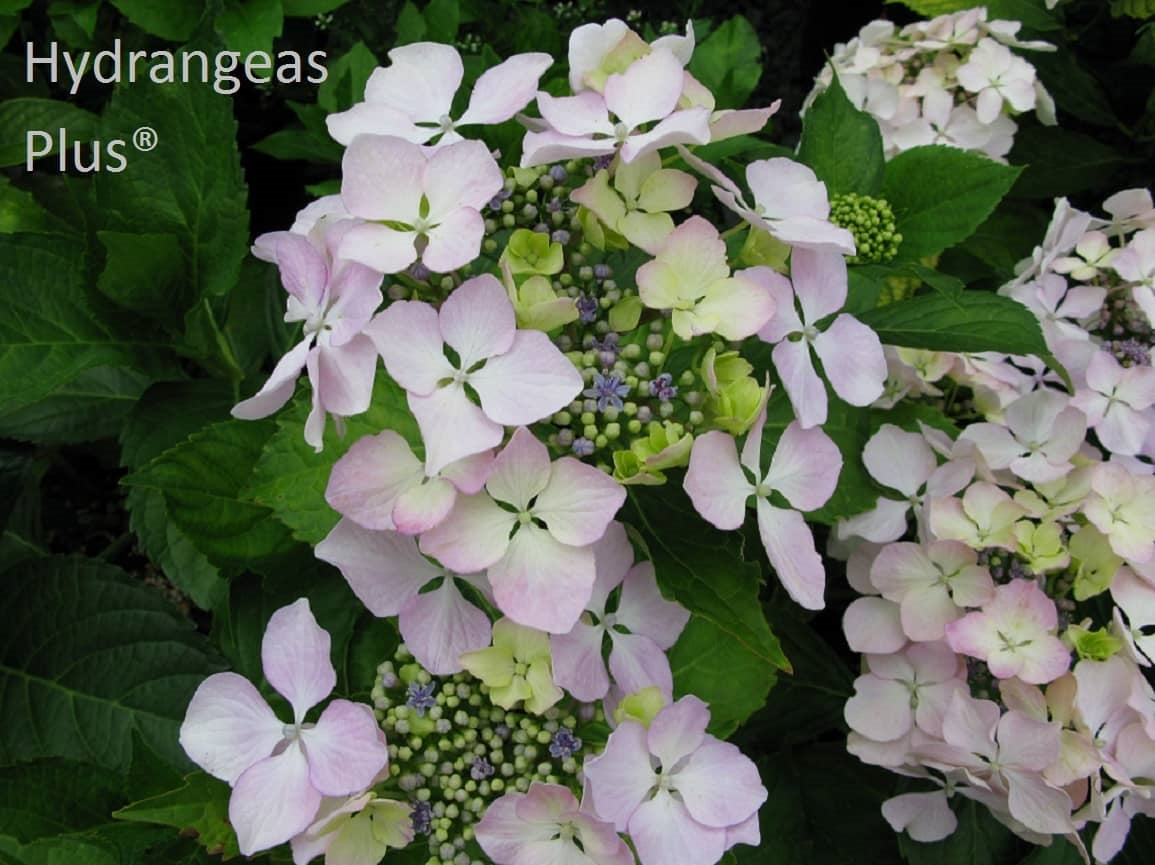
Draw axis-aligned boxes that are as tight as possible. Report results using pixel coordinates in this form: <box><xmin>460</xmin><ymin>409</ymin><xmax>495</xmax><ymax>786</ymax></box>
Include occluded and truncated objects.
<box><xmin>113</xmin><ymin>773</ymin><xmax>239</xmax><ymax>860</ymax></box>
<box><xmin>881</xmin><ymin>145</ymin><xmax>1021</xmax><ymax>262</ymax></box>
<box><xmin>0</xmin><ymin>761</ymin><xmax>126</xmax><ymax>842</ymax></box>
<box><xmin>797</xmin><ymin>73</ymin><xmax>885</xmax><ymax>197</ymax></box>
<box><xmin>0</xmin><ymin>557</ymin><xmax>225</xmax><ymax>772</ymax></box>
<box><xmin>668</xmin><ymin>616</ymin><xmax>777</xmax><ymax>738</ymax></box>
<box><xmin>123</xmin><ymin>418</ymin><xmax>296</xmax><ymax>567</ymax></box>
<box><xmin>688</xmin><ymin>16</ymin><xmax>762</xmax><ymax>109</ymax></box>
<box><xmin>0</xmin><ymin>235</ymin><xmax>178</xmax><ymax>443</ymax></box>
<box><xmin>624</xmin><ymin>486</ymin><xmax>791</xmax><ymax>672</ymax></box>
<box><xmin>857</xmin><ymin>290</ymin><xmax>1047</xmax><ymax>355</ymax></box>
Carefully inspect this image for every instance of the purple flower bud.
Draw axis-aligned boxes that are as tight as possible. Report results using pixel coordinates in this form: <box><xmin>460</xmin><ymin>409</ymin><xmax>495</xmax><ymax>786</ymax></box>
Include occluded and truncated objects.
<box><xmin>572</xmin><ymin>437</ymin><xmax>595</xmax><ymax>457</ymax></box>
<box><xmin>406</xmin><ymin>681</ymin><xmax>437</xmax><ymax>717</ymax></box>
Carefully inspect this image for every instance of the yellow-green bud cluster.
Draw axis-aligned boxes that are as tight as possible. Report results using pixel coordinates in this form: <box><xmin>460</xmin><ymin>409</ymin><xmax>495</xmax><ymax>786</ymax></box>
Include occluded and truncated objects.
<box><xmin>371</xmin><ymin>644</ymin><xmax>584</xmax><ymax>865</ymax></box>
<box><xmin>829</xmin><ymin>193</ymin><xmax>902</xmax><ymax>265</ymax></box>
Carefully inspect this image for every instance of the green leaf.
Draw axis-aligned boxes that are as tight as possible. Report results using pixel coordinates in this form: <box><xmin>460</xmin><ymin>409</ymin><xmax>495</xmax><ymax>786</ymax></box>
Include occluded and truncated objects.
<box><xmin>0</xmin><ymin>177</ymin><xmax>60</xmax><ymax>235</ymax></box>
<box><xmin>624</xmin><ymin>485</ymin><xmax>791</xmax><ymax>672</ymax></box>
<box><xmin>423</xmin><ymin>0</ymin><xmax>459</xmax><ymax>43</ymax></box>
<box><xmin>741</xmin><ymin>595</ymin><xmax>856</xmax><ymax>748</ymax></box>
<box><xmin>736</xmin><ymin>744</ymin><xmax>901</xmax><ymax>865</ymax></box>
<box><xmin>0</xmin><ymin>234</ymin><xmax>175</xmax><ymax>430</ymax></box>
<box><xmin>0</xmin><ymin>366</ymin><xmax>157</xmax><ymax>444</ymax></box>
<box><xmin>317</xmin><ymin>41</ymin><xmax>378</xmax><ymax>114</ymax></box>
<box><xmin>246</xmin><ymin>375</ymin><xmax>421</xmax><ymax>545</ymax></box>
<box><xmin>96</xmin><ymin>231</ymin><xmax>190</xmax><ymax>327</ymax></box>
<box><xmin>0</xmin><ymin>760</ymin><xmax>125</xmax><ymax>841</ymax></box>
<box><xmin>898</xmin><ymin>798</ymin><xmax>1019</xmax><ymax>865</ymax></box>
<box><xmin>0</xmin><ymin>98</ymin><xmax>98</xmax><ymax>167</ymax></box>
<box><xmin>797</xmin><ymin>73</ymin><xmax>885</xmax><ymax>197</ymax></box>
<box><xmin>1010</xmin><ymin>125</ymin><xmax>1125</xmax><ymax>199</ymax></box>
<box><xmin>858</xmin><ymin>289</ymin><xmax>1047</xmax><ymax>355</ymax></box>
<box><xmin>1032</xmin><ymin>48</ymin><xmax>1118</xmax><ymax>127</ymax></box>
<box><xmin>251</xmin><ymin>128</ymin><xmax>342</xmax><ymax>162</ymax></box>
<box><xmin>123</xmin><ymin>419</ymin><xmax>297</xmax><ymax>567</ymax></box>
<box><xmin>127</xmin><ymin>488</ymin><xmax>227</xmax><ymax>612</ymax></box>
<box><xmin>688</xmin><ymin>16</ymin><xmax>762</xmax><ymax>109</ymax></box>
<box><xmin>394</xmin><ymin>0</ymin><xmax>427</xmax><ymax>45</ymax></box>
<box><xmin>0</xmin><ymin>556</ymin><xmax>225</xmax><ymax>772</ymax></box>
<box><xmin>217</xmin><ymin>0</ymin><xmax>284</xmax><ymax>56</ymax></box>
<box><xmin>881</xmin><ymin>146</ymin><xmax>1021</xmax><ymax>261</ymax></box>
<box><xmin>114</xmin><ymin>773</ymin><xmax>239</xmax><ymax>860</ymax></box>
<box><xmin>108</xmin><ymin>0</ymin><xmax>203</xmax><ymax>41</ymax></box>
<box><xmin>120</xmin><ymin>380</ymin><xmax>237</xmax><ymax>470</ymax></box>
<box><xmin>0</xmin><ymin>833</ymin><xmax>119</xmax><ymax>865</ymax></box>
<box><xmin>95</xmin><ymin>78</ymin><xmax>248</xmax><ymax>306</ymax></box>
<box><xmin>953</xmin><ymin>201</ymin><xmax>1050</xmax><ymax>283</ymax></box>
<box><xmin>669</xmin><ymin>615</ymin><xmax>776</xmax><ymax>737</ymax></box>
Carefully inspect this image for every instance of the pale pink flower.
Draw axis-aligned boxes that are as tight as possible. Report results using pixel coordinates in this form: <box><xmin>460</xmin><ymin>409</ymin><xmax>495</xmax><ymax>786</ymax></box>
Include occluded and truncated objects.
<box><xmin>582</xmin><ymin>696</ymin><xmax>767</xmax><ymax>865</ymax></box>
<box><xmin>928</xmin><ymin>482</ymin><xmax>1026</xmax><ymax>551</ymax></box>
<box><xmin>339</xmin><ymin>135</ymin><xmax>503</xmax><ymax>274</ymax></box>
<box><xmin>325</xmin><ymin>430</ymin><xmax>492</xmax><ymax>534</ymax></box>
<box><xmin>233</xmin><ymin>228</ymin><xmax>382</xmax><ymax>451</ymax></box>
<box><xmin>677</xmin><ymin>149</ymin><xmax>856</xmax><ymax>254</ymax></box>
<box><xmin>870</xmin><ymin>540</ymin><xmax>995</xmax><ymax>641</ymax></box>
<box><xmin>290</xmin><ymin>790</ymin><xmax>412</xmax><ymax>865</ymax></box>
<box><xmin>1052</xmin><ymin>231</ymin><xmax>1117</xmax><ymax>281</ymax></box>
<box><xmin>955</xmin><ymin>38</ymin><xmax>1040</xmax><ymax>124</ymax></box>
<box><xmin>522</xmin><ymin>50</ymin><xmax>712</xmax><ymax>167</ymax></box>
<box><xmin>315</xmin><ymin>519</ymin><xmax>492</xmax><ymax>675</ymax></box>
<box><xmin>837</xmin><ymin>424</ymin><xmax>973</xmax><ymax>543</ymax></box>
<box><xmin>881</xmin><ymin>790</ymin><xmax>958</xmax><ymax>843</ymax></box>
<box><xmin>1103</xmin><ymin>189</ymin><xmax>1155</xmax><ymax>234</ymax></box>
<box><xmin>684</xmin><ymin>409</ymin><xmax>841</xmax><ymax>610</ymax></box>
<box><xmin>960</xmin><ymin>388</ymin><xmax>1086</xmax><ymax>483</ymax></box>
<box><xmin>1071</xmin><ymin>350</ymin><xmax>1155</xmax><ymax>457</ymax></box>
<box><xmin>477</xmin><ymin>783</ymin><xmax>634</xmax><ymax>865</ymax></box>
<box><xmin>327</xmin><ymin>42</ymin><xmax>551</xmax><ymax>146</ymax></box>
<box><xmin>551</xmin><ymin>522</ymin><xmax>690</xmax><ymax>701</ymax></box>
<box><xmin>844</xmin><ymin>641</ymin><xmax>968</xmax><ymax>741</ymax></box>
<box><xmin>917</xmin><ymin>692</ymin><xmax>1075</xmax><ymax>835</ymax></box>
<box><xmin>366</xmin><ymin>275</ymin><xmax>583</xmax><ymax>474</ymax></box>
<box><xmin>179</xmin><ymin>599</ymin><xmax>389</xmax><ymax>855</ymax></box>
<box><xmin>842</xmin><ymin>595</ymin><xmax>906</xmax><ymax>654</ymax></box>
<box><xmin>1083</xmin><ymin>462</ymin><xmax>1155</xmax><ymax>564</ymax></box>
<box><xmin>1006</xmin><ymin>273</ymin><xmax>1104</xmax><ymax>352</ymax></box>
<box><xmin>945</xmin><ymin>580</ymin><xmax>1070</xmax><ymax>684</ymax></box>
<box><xmin>420</xmin><ymin>427</ymin><xmax>626</xmax><ymax>634</ymax></box>
<box><xmin>757</xmin><ymin>248</ymin><xmax>886</xmax><ymax>428</ymax></box>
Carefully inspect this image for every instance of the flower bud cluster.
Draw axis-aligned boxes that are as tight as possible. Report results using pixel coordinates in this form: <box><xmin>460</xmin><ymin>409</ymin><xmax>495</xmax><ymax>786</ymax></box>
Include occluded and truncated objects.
<box><xmin>372</xmin><ymin>644</ymin><xmax>584</xmax><ymax>865</ymax></box>
<box><xmin>828</xmin><ymin>193</ymin><xmax>902</xmax><ymax>264</ymax></box>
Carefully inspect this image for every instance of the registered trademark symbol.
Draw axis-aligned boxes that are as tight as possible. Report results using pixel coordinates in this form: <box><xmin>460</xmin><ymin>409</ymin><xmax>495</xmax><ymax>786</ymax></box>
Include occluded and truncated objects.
<box><xmin>132</xmin><ymin>126</ymin><xmax>158</xmax><ymax>151</ymax></box>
